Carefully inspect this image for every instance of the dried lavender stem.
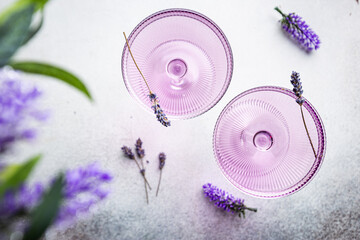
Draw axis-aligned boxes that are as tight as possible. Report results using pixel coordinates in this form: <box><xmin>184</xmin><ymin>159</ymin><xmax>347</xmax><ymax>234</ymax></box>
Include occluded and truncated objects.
<box><xmin>144</xmin><ymin>179</ymin><xmax>149</xmax><ymax>204</ymax></box>
<box><xmin>300</xmin><ymin>105</ymin><xmax>317</xmax><ymax>158</ymax></box>
<box><xmin>139</xmin><ymin>157</ymin><xmax>145</xmax><ymax>170</ymax></box>
<box><xmin>123</xmin><ymin>32</ymin><xmax>152</xmax><ymax>93</ymax></box>
<box><xmin>156</xmin><ymin>169</ymin><xmax>162</xmax><ymax>197</ymax></box>
<box><xmin>133</xmin><ymin>159</ymin><xmax>152</xmax><ymax>189</ymax></box>
<box><xmin>139</xmin><ymin>158</ymin><xmax>149</xmax><ymax>204</ymax></box>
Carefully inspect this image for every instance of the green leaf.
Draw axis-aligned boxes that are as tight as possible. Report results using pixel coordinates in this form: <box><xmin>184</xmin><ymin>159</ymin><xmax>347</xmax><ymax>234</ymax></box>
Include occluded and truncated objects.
<box><xmin>0</xmin><ymin>154</ymin><xmax>41</xmax><ymax>197</ymax></box>
<box><xmin>21</xmin><ymin>9</ymin><xmax>44</xmax><ymax>46</ymax></box>
<box><xmin>23</xmin><ymin>173</ymin><xmax>64</xmax><ymax>240</ymax></box>
<box><xmin>0</xmin><ymin>0</ymin><xmax>48</xmax><ymax>24</ymax></box>
<box><xmin>9</xmin><ymin>61</ymin><xmax>93</xmax><ymax>100</ymax></box>
<box><xmin>0</xmin><ymin>4</ymin><xmax>34</xmax><ymax>67</ymax></box>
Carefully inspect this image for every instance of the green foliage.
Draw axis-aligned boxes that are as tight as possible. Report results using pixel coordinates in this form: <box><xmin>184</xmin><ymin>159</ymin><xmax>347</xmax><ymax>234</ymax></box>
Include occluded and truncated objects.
<box><xmin>0</xmin><ymin>1</ymin><xmax>93</xmax><ymax>239</ymax></box>
<box><xmin>23</xmin><ymin>173</ymin><xmax>64</xmax><ymax>240</ymax></box>
<box><xmin>0</xmin><ymin>0</ymin><xmax>47</xmax><ymax>24</ymax></box>
<box><xmin>21</xmin><ymin>9</ymin><xmax>44</xmax><ymax>46</ymax></box>
<box><xmin>0</xmin><ymin>4</ymin><xmax>34</xmax><ymax>67</ymax></box>
<box><xmin>0</xmin><ymin>154</ymin><xmax>41</xmax><ymax>197</ymax></box>
<box><xmin>10</xmin><ymin>61</ymin><xmax>93</xmax><ymax>100</ymax></box>
<box><xmin>0</xmin><ymin>0</ymin><xmax>93</xmax><ymax>100</ymax></box>
<box><xmin>0</xmin><ymin>0</ymin><xmax>49</xmax><ymax>67</ymax></box>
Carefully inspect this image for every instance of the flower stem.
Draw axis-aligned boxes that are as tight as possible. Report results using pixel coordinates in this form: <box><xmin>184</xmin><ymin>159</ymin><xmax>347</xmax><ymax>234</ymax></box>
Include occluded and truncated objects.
<box><xmin>123</xmin><ymin>32</ymin><xmax>152</xmax><ymax>94</ymax></box>
<box><xmin>144</xmin><ymin>178</ymin><xmax>149</xmax><ymax>204</ymax></box>
<box><xmin>139</xmin><ymin>158</ymin><xmax>149</xmax><ymax>204</ymax></box>
<box><xmin>133</xmin><ymin>158</ymin><xmax>152</xmax><ymax>189</ymax></box>
<box><xmin>156</xmin><ymin>169</ymin><xmax>162</xmax><ymax>197</ymax></box>
<box><xmin>300</xmin><ymin>105</ymin><xmax>317</xmax><ymax>158</ymax></box>
<box><xmin>243</xmin><ymin>206</ymin><xmax>258</xmax><ymax>212</ymax></box>
<box><xmin>274</xmin><ymin>7</ymin><xmax>287</xmax><ymax>18</ymax></box>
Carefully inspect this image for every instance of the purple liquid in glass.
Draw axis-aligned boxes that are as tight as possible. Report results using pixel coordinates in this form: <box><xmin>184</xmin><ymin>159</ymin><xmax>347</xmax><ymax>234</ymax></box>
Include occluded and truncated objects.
<box><xmin>122</xmin><ymin>9</ymin><xmax>233</xmax><ymax>119</ymax></box>
<box><xmin>213</xmin><ymin>86</ymin><xmax>326</xmax><ymax>198</ymax></box>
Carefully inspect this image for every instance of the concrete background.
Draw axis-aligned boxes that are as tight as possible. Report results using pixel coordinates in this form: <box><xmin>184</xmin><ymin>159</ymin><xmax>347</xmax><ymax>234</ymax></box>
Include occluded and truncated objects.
<box><xmin>1</xmin><ymin>0</ymin><xmax>359</xmax><ymax>239</ymax></box>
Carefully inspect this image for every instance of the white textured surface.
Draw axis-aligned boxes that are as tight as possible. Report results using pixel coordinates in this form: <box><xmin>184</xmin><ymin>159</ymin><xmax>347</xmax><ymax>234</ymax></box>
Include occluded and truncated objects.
<box><xmin>1</xmin><ymin>0</ymin><xmax>360</xmax><ymax>239</ymax></box>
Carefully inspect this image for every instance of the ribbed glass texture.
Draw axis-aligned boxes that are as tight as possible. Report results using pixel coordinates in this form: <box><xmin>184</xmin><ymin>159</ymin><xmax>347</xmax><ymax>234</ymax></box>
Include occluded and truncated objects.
<box><xmin>213</xmin><ymin>86</ymin><xmax>326</xmax><ymax>198</ymax></box>
<box><xmin>122</xmin><ymin>9</ymin><xmax>233</xmax><ymax>119</ymax></box>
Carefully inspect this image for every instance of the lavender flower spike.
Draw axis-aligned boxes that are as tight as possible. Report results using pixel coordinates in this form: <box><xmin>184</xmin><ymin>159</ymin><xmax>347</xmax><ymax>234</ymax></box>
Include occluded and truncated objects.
<box><xmin>135</xmin><ymin>138</ymin><xmax>149</xmax><ymax>204</ymax></box>
<box><xmin>158</xmin><ymin>152</ymin><xmax>166</xmax><ymax>170</ymax></box>
<box><xmin>57</xmin><ymin>163</ymin><xmax>112</xmax><ymax>224</ymax></box>
<box><xmin>0</xmin><ymin>183</ymin><xmax>44</xmax><ymax>219</ymax></box>
<box><xmin>0</xmin><ymin>67</ymin><xmax>47</xmax><ymax>154</ymax></box>
<box><xmin>156</xmin><ymin>152</ymin><xmax>166</xmax><ymax>197</ymax></box>
<box><xmin>275</xmin><ymin>7</ymin><xmax>320</xmax><ymax>51</ymax></box>
<box><xmin>121</xmin><ymin>146</ymin><xmax>135</xmax><ymax>159</ymax></box>
<box><xmin>122</xmin><ymin>145</ymin><xmax>152</xmax><ymax>189</ymax></box>
<box><xmin>149</xmin><ymin>93</ymin><xmax>171</xmax><ymax>127</ymax></box>
<box><xmin>203</xmin><ymin>183</ymin><xmax>257</xmax><ymax>218</ymax></box>
<box><xmin>290</xmin><ymin>71</ymin><xmax>304</xmax><ymax>105</ymax></box>
<box><xmin>135</xmin><ymin>138</ymin><xmax>145</xmax><ymax>159</ymax></box>
<box><xmin>0</xmin><ymin>163</ymin><xmax>112</xmax><ymax>226</ymax></box>
<box><xmin>290</xmin><ymin>71</ymin><xmax>317</xmax><ymax>158</ymax></box>
<box><xmin>123</xmin><ymin>32</ymin><xmax>171</xmax><ymax>127</ymax></box>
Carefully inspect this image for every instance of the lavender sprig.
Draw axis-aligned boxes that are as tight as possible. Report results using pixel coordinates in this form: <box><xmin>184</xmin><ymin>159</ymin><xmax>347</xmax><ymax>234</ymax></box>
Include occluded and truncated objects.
<box><xmin>156</xmin><ymin>152</ymin><xmax>166</xmax><ymax>197</ymax></box>
<box><xmin>290</xmin><ymin>71</ymin><xmax>304</xmax><ymax>105</ymax></box>
<box><xmin>275</xmin><ymin>7</ymin><xmax>320</xmax><ymax>51</ymax></box>
<box><xmin>134</xmin><ymin>138</ymin><xmax>149</xmax><ymax>204</ymax></box>
<box><xmin>123</xmin><ymin>32</ymin><xmax>171</xmax><ymax>127</ymax></box>
<box><xmin>122</xmin><ymin>145</ymin><xmax>151</xmax><ymax>189</ymax></box>
<box><xmin>202</xmin><ymin>183</ymin><xmax>257</xmax><ymax>218</ymax></box>
<box><xmin>0</xmin><ymin>67</ymin><xmax>47</xmax><ymax>154</ymax></box>
<box><xmin>158</xmin><ymin>152</ymin><xmax>166</xmax><ymax>170</ymax></box>
<box><xmin>135</xmin><ymin>138</ymin><xmax>145</xmax><ymax>159</ymax></box>
<box><xmin>149</xmin><ymin>93</ymin><xmax>171</xmax><ymax>127</ymax></box>
<box><xmin>0</xmin><ymin>163</ymin><xmax>112</xmax><ymax>227</ymax></box>
<box><xmin>57</xmin><ymin>163</ymin><xmax>112</xmax><ymax>224</ymax></box>
<box><xmin>290</xmin><ymin>71</ymin><xmax>317</xmax><ymax>158</ymax></box>
<box><xmin>121</xmin><ymin>146</ymin><xmax>135</xmax><ymax>159</ymax></box>
<box><xmin>0</xmin><ymin>184</ymin><xmax>44</xmax><ymax>220</ymax></box>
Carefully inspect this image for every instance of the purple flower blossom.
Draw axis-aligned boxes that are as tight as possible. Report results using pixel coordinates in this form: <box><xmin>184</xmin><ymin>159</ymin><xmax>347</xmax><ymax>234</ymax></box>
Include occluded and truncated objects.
<box><xmin>122</xmin><ymin>143</ymin><xmax>151</xmax><ymax>202</ymax></box>
<box><xmin>0</xmin><ymin>163</ymin><xmax>112</xmax><ymax>226</ymax></box>
<box><xmin>0</xmin><ymin>183</ymin><xmax>44</xmax><ymax>219</ymax></box>
<box><xmin>290</xmin><ymin>71</ymin><xmax>317</xmax><ymax>158</ymax></box>
<box><xmin>158</xmin><ymin>152</ymin><xmax>166</xmax><ymax>170</ymax></box>
<box><xmin>57</xmin><ymin>163</ymin><xmax>112</xmax><ymax>224</ymax></box>
<box><xmin>0</xmin><ymin>67</ymin><xmax>46</xmax><ymax>154</ymax></box>
<box><xmin>135</xmin><ymin>138</ymin><xmax>145</xmax><ymax>159</ymax></box>
<box><xmin>149</xmin><ymin>93</ymin><xmax>171</xmax><ymax>127</ymax></box>
<box><xmin>156</xmin><ymin>152</ymin><xmax>166</xmax><ymax>197</ymax></box>
<box><xmin>275</xmin><ymin>7</ymin><xmax>320</xmax><ymax>51</ymax></box>
<box><xmin>202</xmin><ymin>183</ymin><xmax>257</xmax><ymax>218</ymax></box>
<box><xmin>290</xmin><ymin>71</ymin><xmax>304</xmax><ymax>105</ymax></box>
<box><xmin>121</xmin><ymin>146</ymin><xmax>135</xmax><ymax>160</ymax></box>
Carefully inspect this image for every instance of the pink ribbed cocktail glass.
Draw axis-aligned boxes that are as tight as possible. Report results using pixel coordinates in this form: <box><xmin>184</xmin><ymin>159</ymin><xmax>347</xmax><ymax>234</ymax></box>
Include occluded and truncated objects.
<box><xmin>122</xmin><ymin>9</ymin><xmax>233</xmax><ymax>119</ymax></box>
<box><xmin>213</xmin><ymin>86</ymin><xmax>326</xmax><ymax>198</ymax></box>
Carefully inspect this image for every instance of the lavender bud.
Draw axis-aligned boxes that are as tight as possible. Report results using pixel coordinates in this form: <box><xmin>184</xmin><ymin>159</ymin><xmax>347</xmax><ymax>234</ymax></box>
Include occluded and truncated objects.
<box><xmin>159</xmin><ymin>152</ymin><xmax>166</xmax><ymax>170</ymax></box>
<box><xmin>290</xmin><ymin>71</ymin><xmax>305</xmax><ymax>105</ymax></box>
<box><xmin>121</xmin><ymin>146</ymin><xmax>135</xmax><ymax>159</ymax></box>
<box><xmin>149</xmin><ymin>93</ymin><xmax>171</xmax><ymax>127</ymax></box>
